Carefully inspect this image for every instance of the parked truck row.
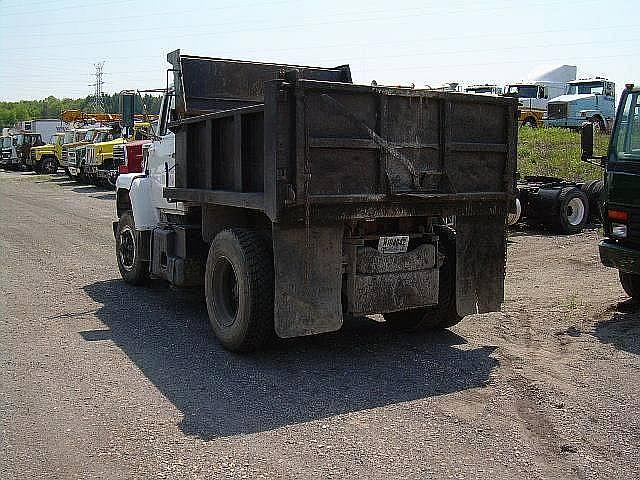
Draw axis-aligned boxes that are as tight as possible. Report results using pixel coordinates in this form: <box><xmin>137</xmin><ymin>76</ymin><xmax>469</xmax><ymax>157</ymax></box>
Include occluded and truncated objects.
<box><xmin>1</xmin><ymin>110</ymin><xmax>156</xmax><ymax>185</ymax></box>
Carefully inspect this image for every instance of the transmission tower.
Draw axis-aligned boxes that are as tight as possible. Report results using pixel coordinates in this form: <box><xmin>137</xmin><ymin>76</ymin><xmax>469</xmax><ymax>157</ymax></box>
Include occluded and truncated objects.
<box><xmin>89</xmin><ymin>62</ymin><xmax>105</xmax><ymax>112</ymax></box>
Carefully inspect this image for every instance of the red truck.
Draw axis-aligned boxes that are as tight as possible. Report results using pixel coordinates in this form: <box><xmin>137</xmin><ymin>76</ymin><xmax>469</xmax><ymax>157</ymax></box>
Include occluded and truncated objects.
<box><xmin>113</xmin><ymin>139</ymin><xmax>152</xmax><ymax>175</ymax></box>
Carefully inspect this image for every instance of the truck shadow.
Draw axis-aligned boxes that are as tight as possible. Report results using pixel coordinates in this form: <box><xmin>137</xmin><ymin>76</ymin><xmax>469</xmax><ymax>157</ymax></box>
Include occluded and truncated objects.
<box><xmin>592</xmin><ymin>300</ymin><xmax>640</xmax><ymax>355</ymax></box>
<box><xmin>81</xmin><ymin>279</ymin><xmax>498</xmax><ymax>440</ymax></box>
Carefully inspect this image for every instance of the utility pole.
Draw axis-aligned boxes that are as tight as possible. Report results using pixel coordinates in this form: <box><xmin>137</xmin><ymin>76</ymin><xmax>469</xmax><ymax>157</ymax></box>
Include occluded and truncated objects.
<box><xmin>89</xmin><ymin>62</ymin><xmax>105</xmax><ymax>112</ymax></box>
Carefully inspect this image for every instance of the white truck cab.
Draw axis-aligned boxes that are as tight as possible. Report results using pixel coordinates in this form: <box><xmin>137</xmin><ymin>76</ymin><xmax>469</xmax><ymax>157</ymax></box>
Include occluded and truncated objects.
<box><xmin>115</xmin><ymin>91</ymin><xmax>185</xmax><ymax>229</ymax></box>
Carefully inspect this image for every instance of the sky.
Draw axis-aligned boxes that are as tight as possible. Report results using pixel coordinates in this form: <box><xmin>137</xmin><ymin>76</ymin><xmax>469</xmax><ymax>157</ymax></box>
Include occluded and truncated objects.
<box><xmin>0</xmin><ymin>0</ymin><xmax>637</xmax><ymax>102</ymax></box>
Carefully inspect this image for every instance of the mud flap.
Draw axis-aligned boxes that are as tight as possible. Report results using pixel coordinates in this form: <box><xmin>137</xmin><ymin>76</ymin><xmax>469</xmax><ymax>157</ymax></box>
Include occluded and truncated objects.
<box><xmin>272</xmin><ymin>223</ymin><xmax>344</xmax><ymax>338</ymax></box>
<box><xmin>455</xmin><ymin>215</ymin><xmax>506</xmax><ymax>316</ymax></box>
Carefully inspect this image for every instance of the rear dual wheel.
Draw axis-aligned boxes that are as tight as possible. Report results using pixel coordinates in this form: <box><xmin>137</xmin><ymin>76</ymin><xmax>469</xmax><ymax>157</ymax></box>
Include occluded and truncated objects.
<box><xmin>554</xmin><ymin>187</ymin><xmax>589</xmax><ymax>234</ymax></box>
<box><xmin>205</xmin><ymin>229</ymin><xmax>274</xmax><ymax>352</ymax></box>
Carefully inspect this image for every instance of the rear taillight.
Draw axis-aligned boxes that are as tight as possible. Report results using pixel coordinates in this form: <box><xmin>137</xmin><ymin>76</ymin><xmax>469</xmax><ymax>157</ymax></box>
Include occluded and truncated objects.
<box><xmin>608</xmin><ymin>209</ymin><xmax>629</xmax><ymax>222</ymax></box>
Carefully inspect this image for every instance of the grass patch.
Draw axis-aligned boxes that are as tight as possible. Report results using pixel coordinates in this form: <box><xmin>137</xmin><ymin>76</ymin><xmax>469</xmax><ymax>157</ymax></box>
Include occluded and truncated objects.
<box><xmin>517</xmin><ymin>127</ymin><xmax>609</xmax><ymax>182</ymax></box>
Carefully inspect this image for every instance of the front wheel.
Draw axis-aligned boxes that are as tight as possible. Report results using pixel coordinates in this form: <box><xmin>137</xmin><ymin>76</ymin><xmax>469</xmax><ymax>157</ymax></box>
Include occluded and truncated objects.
<box><xmin>384</xmin><ymin>226</ymin><xmax>461</xmax><ymax>331</ymax></box>
<box><xmin>522</xmin><ymin>117</ymin><xmax>537</xmax><ymax>128</ymax></box>
<box><xmin>41</xmin><ymin>157</ymin><xmax>58</xmax><ymax>174</ymax></box>
<box><xmin>620</xmin><ymin>272</ymin><xmax>640</xmax><ymax>299</ymax></box>
<box><xmin>115</xmin><ymin>211</ymin><xmax>149</xmax><ymax>285</ymax></box>
<box><xmin>205</xmin><ymin>229</ymin><xmax>274</xmax><ymax>352</ymax></box>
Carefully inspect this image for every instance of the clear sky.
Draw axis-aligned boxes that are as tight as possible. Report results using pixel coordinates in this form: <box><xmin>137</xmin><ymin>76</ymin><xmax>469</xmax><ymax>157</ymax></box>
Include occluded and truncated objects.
<box><xmin>0</xmin><ymin>0</ymin><xmax>637</xmax><ymax>102</ymax></box>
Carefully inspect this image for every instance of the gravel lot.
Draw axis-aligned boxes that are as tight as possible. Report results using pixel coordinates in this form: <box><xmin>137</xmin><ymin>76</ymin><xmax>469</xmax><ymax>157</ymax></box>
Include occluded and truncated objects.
<box><xmin>1</xmin><ymin>170</ymin><xmax>639</xmax><ymax>479</ymax></box>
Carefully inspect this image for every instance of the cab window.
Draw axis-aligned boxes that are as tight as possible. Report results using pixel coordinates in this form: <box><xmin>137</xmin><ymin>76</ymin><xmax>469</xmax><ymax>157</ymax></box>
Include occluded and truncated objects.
<box><xmin>615</xmin><ymin>93</ymin><xmax>640</xmax><ymax>161</ymax></box>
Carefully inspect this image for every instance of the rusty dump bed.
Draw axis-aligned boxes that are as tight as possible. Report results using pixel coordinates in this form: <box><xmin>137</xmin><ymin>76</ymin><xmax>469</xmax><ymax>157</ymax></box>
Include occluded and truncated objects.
<box><xmin>166</xmin><ymin>79</ymin><xmax>518</xmax><ymax>222</ymax></box>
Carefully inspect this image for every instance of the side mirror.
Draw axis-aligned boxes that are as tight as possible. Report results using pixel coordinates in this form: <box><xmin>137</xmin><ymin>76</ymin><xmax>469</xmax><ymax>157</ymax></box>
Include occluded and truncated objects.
<box><xmin>120</xmin><ymin>92</ymin><xmax>135</xmax><ymax>129</ymax></box>
<box><xmin>580</xmin><ymin>122</ymin><xmax>594</xmax><ymax>161</ymax></box>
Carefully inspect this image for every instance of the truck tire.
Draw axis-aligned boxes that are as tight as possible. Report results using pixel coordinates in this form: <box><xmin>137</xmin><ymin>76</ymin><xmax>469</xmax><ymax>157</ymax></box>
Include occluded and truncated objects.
<box><xmin>41</xmin><ymin>157</ymin><xmax>58</xmax><ymax>174</ymax></box>
<box><xmin>580</xmin><ymin>179</ymin><xmax>603</xmax><ymax>221</ymax></box>
<box><xmin>115</xmin><ymin>211</ymin><xmax>149</xmax><ymax>285</ymax></box>
<box><xmin>507</xmin><ymin>197</ymin><xmax>522</xmax><ymax>226</ymax></box>
<box><xmin>554</xmin><ymin>187</ymin><xmax>589</xmax><ymax>234</ymax></box>
<box><xmin>620</xmin><ymin>272</ymin><xmax>640</xmax><ymax>299</ymax></box>
<box><xmin>383</xmin><ymin>226</ymin><xmax>461</xmax><ymax>331</ymax></box>
<box><xmin>205</xmin><ymin>229</ymin><xmax>274</xmax><ymax>352</ymax></box>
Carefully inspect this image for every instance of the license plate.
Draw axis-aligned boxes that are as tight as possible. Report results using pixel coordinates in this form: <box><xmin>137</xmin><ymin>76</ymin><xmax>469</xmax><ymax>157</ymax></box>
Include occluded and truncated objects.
<box><xmin>378</xmin><ymin>235</ymin><xmax>410</xmax><ymax>254</ymax></box>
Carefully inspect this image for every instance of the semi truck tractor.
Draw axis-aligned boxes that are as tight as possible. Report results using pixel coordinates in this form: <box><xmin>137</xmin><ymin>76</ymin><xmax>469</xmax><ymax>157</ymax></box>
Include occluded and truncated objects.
<box><xmin>114</xmin><ymin>50</ymin><xmax>518</xmax><ymax>352</ymax></box>
<box><xmin>546</xmin><ymin>78</ymin><xmax>616</xmax><ymax>133</ymax></box>
<box><xmin>506</xmin><ymin>65</ymin><xmax>577</xmax><ymax>127</ymax></box>
<box><xmin>581</xmin><ymin>83</ymin><xmax>640</xmax><ymax>298</ymax></box>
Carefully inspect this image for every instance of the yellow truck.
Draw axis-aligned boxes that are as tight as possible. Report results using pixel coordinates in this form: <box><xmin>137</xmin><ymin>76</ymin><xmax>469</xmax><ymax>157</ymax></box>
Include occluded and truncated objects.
<box><xmin>28</xmin><ymin>132</ymin><xmax>65</xmax><ymax>173</ymax></box>
<box><xmin>84</xmin><ymin>122</ymin><xmax>152</xmax><ymax>187</ymax></box>
<box><xmin>67</xmin><ymin>127</ymin><xmax>116</xmax><ymax>181</ymax></box>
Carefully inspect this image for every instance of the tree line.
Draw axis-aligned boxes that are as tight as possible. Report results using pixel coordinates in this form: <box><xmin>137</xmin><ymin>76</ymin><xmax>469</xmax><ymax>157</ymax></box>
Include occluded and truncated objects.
<box><xmin>0</xmin><ymin>94</ymin><xmax>163</xmax><ymax>128</ymax></box>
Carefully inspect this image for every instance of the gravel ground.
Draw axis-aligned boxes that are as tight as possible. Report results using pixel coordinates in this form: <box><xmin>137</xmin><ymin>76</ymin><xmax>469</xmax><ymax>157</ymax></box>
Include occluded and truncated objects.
<box><xmin>1</xmin><ymin>170</ymin><xmax>639</xmax><ymax>479</ymax></box>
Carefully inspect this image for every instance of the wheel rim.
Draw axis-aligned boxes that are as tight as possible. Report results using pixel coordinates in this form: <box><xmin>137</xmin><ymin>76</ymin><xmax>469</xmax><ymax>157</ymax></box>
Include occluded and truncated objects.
<box><xmin>118</xmin><ymin>226</ymin><xmax>136</xmax><ymax>271</ymax></box>
<box><xmin>213</xmin><ymin>256</ymin><xmax>239</xmax><ymax>327</ymax></box>
<box><xmin>565</xmin><ymin>197</ymin><xmax>586</xmax><ymax>226</ymax></box>
<box><xmin>507</xmin><ymin>198</ymin><xmax>522</xmax><ymax>226</ymax></box>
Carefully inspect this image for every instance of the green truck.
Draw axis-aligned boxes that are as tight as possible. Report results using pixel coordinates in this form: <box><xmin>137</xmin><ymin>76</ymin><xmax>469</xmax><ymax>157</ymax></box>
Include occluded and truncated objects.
<box><xmin>582</xmin><ymin>83</ymin><xmax>640</xmax><ymax>298</ymax></box>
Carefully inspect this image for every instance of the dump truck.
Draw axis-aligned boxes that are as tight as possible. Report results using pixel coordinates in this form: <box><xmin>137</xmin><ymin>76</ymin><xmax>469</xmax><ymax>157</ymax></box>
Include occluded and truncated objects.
<box><xmin>114</xmin><ymin>50</ymin><xmax>518</xmax><ymax>352</ymax></box>
<box><xmin>28</xmin><ymin>132</ymin><xmax>65</xmax><ymax>173</ymax></box>
<box><xmin>581</xmin><ymin>83</ymin><xmax>640</xmax><ymax>298</ymax></box>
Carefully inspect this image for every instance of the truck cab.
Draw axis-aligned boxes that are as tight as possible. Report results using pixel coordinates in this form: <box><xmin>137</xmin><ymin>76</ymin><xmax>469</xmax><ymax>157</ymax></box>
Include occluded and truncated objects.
<box><xmin>61</xmin><ymin>128</ymin><xmax>90</xmax><ymax>174</ymax></box>
<box><xmin>113</xmin><ymin>139</ymin><xmax>152</xmax><ymax>175</ymax></box>
<box><xmin>587</xmin><ymin>84</ymin><xmax>640</xmax><ymax>298</ymax></box>
<box><xmin>67</xmin><ymin>127</ymin><xmax>115</xmax><ymax>181</ymax></box>
<box><xmin>85</xmin><ymin>123</ymin><xmax>151</xmax><ymax>187</ymax></box>
<box><xmin>28</xmin><ymin>132</ymin><xmax>65</xmax><ymax>173</ymax></box>
<box><xmin>547</xmin><ymin>78</ymin><xmax>616</xmax><ymax>132</ymax></box>
<box><xmin>0</xmin><ymin>135</ymin><xmax>13</xmax><ymax>167</ymax></box>
<box><xmin>506</xmin><ymin>65</ymin><xmax>577</xmax><ymax>127</ymax></box>
<box><xmin>10</xmin><ymin>132</ymin><xmax>44</xmax><ymax>169</ymax></box>
<box><xmin>506</xmin><ymin>83</ymin><xmax>553</xmax><ymax>127</ymax></box>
